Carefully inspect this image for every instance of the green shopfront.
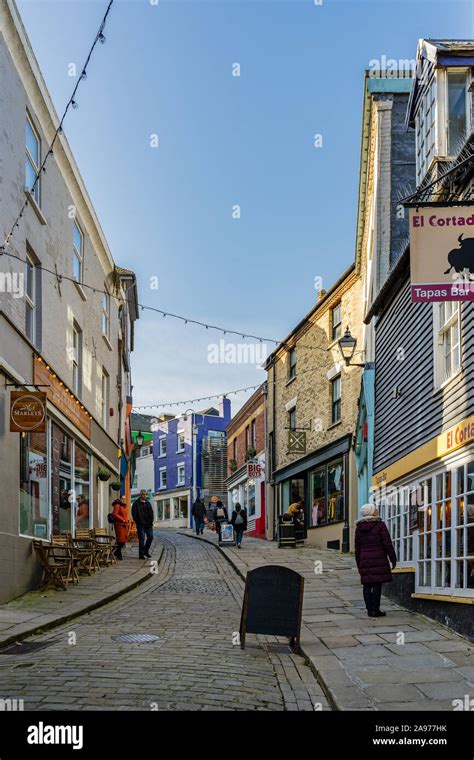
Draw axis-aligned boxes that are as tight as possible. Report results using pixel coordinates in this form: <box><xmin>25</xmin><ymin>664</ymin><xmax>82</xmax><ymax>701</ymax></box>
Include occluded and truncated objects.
<box><xmin>273</xmin><ymin>434</ymin><xmax>356</xmax><ymax>551</ymax></box>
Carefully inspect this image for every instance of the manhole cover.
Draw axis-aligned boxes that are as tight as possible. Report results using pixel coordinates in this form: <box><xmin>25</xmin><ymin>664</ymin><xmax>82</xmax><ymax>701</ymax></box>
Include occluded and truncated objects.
<box><xmin>111</xmin><ymin>634</ymin><xmax>161</xmax><ymax>643</ymax></box>
<box><xmin>0</xmin><ymin>640</ymin><xmax>57</xmax><ymax>655</ymax></box>
<box><xmin>262</xmin><ymin>643</ymin><xmax>293</xmax><ymax>654</ymax></box>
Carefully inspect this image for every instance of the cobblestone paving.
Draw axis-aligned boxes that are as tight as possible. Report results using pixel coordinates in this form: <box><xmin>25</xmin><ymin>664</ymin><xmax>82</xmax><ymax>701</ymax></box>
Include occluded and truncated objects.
<box><xmin>0</xmin><ymin>532</ymin><xmax>328</xmax><ymax>712</ymax></box>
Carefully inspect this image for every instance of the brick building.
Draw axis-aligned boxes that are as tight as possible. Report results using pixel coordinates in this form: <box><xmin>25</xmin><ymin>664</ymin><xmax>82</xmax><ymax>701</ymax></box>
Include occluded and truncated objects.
<box><xmin>265</xmin><ymin>267</ymin><xmax>363</xmax><ymax>549</ymax></box>
<box><xmin>225</xmin><ymin>385</ymin><xmax>266</xmax><ymax>537</ymax></box>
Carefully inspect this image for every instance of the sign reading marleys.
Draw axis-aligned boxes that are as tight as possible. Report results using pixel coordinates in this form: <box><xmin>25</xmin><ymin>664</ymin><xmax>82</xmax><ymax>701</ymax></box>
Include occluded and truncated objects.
<box><xmin>10</xmin><ymin>391</ymin><xmax>46</xmax><ymax>433</ymax></box>
<box><xmin>409</xmin><ymin>205</ymin><xmax>474</xmax><ymax>302</ymax></box>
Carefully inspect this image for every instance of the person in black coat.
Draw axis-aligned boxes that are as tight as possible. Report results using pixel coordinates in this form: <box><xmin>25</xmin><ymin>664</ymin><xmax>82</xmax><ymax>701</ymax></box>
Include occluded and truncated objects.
<box><xmin>131</xmin><ymin>490</ymin><xmax>154</xmax><ymax>559</ymax></box>
<box><xmin>355</xmin><ymin>504</ymin><xmax>397</xmax><ymax>617</ymax></box>
<box><xmin>230</xmin><ymin>503</ymin><xmax>247</xmax><ymax>548</ymax></box>
<box><xmin>191</xmin><ymin>498</ymin><xmax>207</xmax><ymax>535</ymax></box>
<box><xmin>213</xmin><ymin>500</ymin><xmax>228</xmax><ymax>542</ymax></box>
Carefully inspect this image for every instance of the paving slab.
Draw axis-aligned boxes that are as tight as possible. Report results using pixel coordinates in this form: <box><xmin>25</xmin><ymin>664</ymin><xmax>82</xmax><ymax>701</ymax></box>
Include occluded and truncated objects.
<box><xmin>184</xmin><ymin>529</ymin><xmax>474</xmax><ymax>712</ymax></box>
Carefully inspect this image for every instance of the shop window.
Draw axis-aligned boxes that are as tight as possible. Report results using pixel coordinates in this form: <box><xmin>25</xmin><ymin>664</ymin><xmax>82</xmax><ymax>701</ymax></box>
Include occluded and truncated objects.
<box><xmin>245</xmin><ymin>479</ymin><xmax>256</xmax><ymax>517</ymax></box>
<box><xmin>20</xmin><ymin>429</ymin><xmax>49</xmax><ymax>538</ymax></box>
<box><xmin>309</xmin><ymin>458</ymin><xmax>344</xmax><ymax>527</ymax></box>
<box><xmin>179</xmin><ymin>496</ymin><xmax>188</xmax><ymax>519</ymax></box>
<box><xmin>156</xmin><ymin>500</ymin><xmax>164</xmax><ymax>521</ymax></box>
<box><xmin>385</xmin><ymin>460</ymin><xmax>474</xmax><ymax>596</ymax></box>
<box><xmin>164</xmin><ymin>499</ymin><xmax>171</xmax><ymax>520</ymax></box>
<box><xmin>74</xmin><ymin>444</ymin><xmax>90</xmax><ymax>531</ymax></box>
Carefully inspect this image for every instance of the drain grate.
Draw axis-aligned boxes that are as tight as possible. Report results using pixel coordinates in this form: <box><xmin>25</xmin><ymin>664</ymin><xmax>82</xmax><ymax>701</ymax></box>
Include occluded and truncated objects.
<box><xmin>0</xmin><ymin>640</ymin><xmax>58</xmax><ymax>655</ymax></box>
<box><xmin>111</xmin><ymin>634</ymin><xmax>161</xmax><ymax>643</ymax></box>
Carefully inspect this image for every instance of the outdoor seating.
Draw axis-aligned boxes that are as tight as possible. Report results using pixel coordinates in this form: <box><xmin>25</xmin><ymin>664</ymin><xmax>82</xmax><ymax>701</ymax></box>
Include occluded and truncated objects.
<box><xmin>92</xmin><ymin>528</ymin><xmax>117</xmax><ymax>565</ymax></box>
<box><xmin>71</xmin><ymin>531</ymin><xmax>101</xmax><ymax>574</ymax></box>
<box><xmin>33</xmin><ymin>540</ymin><xmax>76</xmax><ymax>590</ymax></box>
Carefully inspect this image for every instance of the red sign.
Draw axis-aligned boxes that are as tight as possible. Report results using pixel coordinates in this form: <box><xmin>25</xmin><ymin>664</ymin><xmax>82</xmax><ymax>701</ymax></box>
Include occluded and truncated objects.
<box><xmin>247</xmin><ymin>462</ymin><xmax>262</xmax><ymax>478</ymax></box>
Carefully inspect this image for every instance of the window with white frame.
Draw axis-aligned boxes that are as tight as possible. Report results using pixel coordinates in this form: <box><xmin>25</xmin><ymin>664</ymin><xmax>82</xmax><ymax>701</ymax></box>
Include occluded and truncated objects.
<box><xmin>73</xmin><ymin>222</ymin><xmax>83</xmax><ymax>282</ymax></box>
<box><xmin>177</xmin><ymin>432</ymin><xmax>185</xmax><ymax>453</ymax></box>
<box><xmin>380</xmin><ymin>487</ymin><xmax>414</xmax><ymax>567</ymax></box>
<box><xmin>25</xmin><ymin>115</ymin><xmax>40</xmax><ymax>205</ymax></box>
<box><xmin>101</xmin><ymin>369</ymin><xmax>109</xmax><ymax>430</ymax></box>
<box><xmin>415</xmin><ymin>76</ymin><xmax>436</xmax><ymax>184</ymax></box>
<box><xmin>447</xmin><ymin>70</ymin><xmax>468</xmax><ymax>157</ymax></box>
<box><xmin>72</xmin><ymin>322</ymin><xmax>82</xmax><ymax>398</ymax></box>
<box><xmin>380</xmin><ymin>460</ymin><xmax>474</xmax><ymax>596</ymax></box>
<box><xmin>434</xmin><ymin>302</ymin><xmax>460</xmax><ymax>386</ymax></box>
<box><xmin>159</xmin><ymin>467</ymin><xmax>167</xmax><ymax>489</ymax></box>
<box><xmin>25</xmin><ymin>252</ymin><xmax>37</xmax><ymax>344</ymax></box>
<box><xmin>159</xmin><ymin>437</ymin><xmax>167</xmax><ymax>457</ymax></box>
<box><xmin>177</xmin><ymin>463</ymin><xmax>185</xmax><ymax>486</ymax></box>
<box><xmin>102</xmin><ymin>290</ymin><xmax>110</xmax><ymax>338</ymax></box>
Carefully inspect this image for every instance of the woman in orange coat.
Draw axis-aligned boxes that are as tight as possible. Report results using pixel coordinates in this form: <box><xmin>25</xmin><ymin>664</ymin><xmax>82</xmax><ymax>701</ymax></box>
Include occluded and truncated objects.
<box><xmin>112</xmin><ymin>498</ymin><xmax>129</xmax><ymax>560</ymax></box>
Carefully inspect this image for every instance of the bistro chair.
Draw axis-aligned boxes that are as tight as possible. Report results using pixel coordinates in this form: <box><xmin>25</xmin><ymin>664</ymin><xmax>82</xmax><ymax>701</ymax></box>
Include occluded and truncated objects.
<box><xmin>92</xmin><ymin>528</ymin><xmax>117</xmax><ymax>565</ymax></box>
<box><xmin>71</xmin><ymin>531</ymin><xmax>101</xmax><ymax>574</ymax></box>
<box><xmin>33</xmin><ymin>540</ymin><xmax>76</xmax><ymax>590</ymax></box>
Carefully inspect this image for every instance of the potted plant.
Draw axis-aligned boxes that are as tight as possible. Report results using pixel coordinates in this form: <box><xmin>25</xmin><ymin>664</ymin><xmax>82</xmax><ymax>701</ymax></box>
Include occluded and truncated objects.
<box><xmin>229</xmin><ymin>459</ymin><xmax>238</xmax><ymax>473</ymax></box>
<box><xmin>97</xmin><ymin>466</ymin><xmax>111</xmax><ymax>482</ymax></box>
<box><xmin>245</xmin><ymin>447</ymin><xmax>257</xmax><ymax>461</ymax></box>
<box><xmin>110</xmin><ymin>480</ymin><xmax>121</xmax><ymax>492</ymax></box>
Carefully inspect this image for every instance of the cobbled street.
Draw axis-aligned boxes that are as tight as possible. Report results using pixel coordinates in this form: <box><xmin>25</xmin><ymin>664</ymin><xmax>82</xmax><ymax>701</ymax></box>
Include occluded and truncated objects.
<box><xmin>0</xmin><ymin>533</ymin><xmax>328</xmax><ymax>711</ymax></box>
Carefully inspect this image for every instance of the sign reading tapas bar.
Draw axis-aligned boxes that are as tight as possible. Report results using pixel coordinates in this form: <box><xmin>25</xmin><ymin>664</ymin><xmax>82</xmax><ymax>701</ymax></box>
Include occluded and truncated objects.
<box><xmin>409</xmin><ymin>205</ymin><xmax>474</xmax><ymax>302</ymax></box>
<box><xmin>10</xmin><ymin>391</ymin><xmax>46</xmax><ymax>432</ymax></box>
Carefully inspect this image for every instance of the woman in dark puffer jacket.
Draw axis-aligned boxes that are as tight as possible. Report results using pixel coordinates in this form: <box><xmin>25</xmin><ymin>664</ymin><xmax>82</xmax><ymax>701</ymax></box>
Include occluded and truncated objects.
<box><xmin>355</xmin><ymin>504</ymin><xmax>397</xmax><ymax>617</ymax></box>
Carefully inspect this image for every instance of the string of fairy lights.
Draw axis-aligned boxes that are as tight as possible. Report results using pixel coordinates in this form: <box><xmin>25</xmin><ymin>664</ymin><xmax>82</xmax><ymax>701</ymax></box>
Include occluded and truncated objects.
<box><xmin>0</xmin><ymin>0</ymin><xmax>360</xmax><ymax>416</ymax></box>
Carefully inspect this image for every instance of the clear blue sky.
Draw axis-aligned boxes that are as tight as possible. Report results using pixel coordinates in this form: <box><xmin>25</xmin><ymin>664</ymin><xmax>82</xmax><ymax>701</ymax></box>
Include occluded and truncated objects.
<box><xmin>17</xmin><ymin>0</ymin><xmax>472</xmax><ymax>417</ymax></box>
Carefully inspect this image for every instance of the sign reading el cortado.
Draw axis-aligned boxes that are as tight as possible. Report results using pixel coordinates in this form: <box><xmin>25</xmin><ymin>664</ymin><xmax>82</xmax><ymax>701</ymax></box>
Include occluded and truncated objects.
<box><xmin>409</xmin><ymin>204</ymin><xmax>474</xmax><ymax>302</ymax></box>
<box><xmin>10</xmin><ymin>391</ymin><xmax>46</xmax><ymax>433</ymax></box>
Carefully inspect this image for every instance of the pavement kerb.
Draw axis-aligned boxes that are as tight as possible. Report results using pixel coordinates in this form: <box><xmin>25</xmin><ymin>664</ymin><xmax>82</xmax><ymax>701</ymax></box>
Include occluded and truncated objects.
<box><xmin>181</xmin><ymin>531</ymin><xmax>341</xmax><ymax>711</ymax></box>
<box><xmin>0</xmin><ymin>543</ymin><xmax>164</xmax><ymax>650</ymax></box>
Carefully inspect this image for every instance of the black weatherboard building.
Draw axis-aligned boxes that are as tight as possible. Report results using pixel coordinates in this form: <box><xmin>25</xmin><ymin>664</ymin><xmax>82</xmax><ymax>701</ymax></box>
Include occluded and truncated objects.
<box><xmin>369</xmin><ymin>40</ymin><xmax>474</xmax><ymax>639</ymax></box>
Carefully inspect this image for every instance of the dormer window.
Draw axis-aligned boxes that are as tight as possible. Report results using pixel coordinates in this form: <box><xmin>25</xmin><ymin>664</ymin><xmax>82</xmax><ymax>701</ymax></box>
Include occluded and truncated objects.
<box><xmin>447</xmin><ymin>70</ymin><xmax>467</xmax><ymax>156</ymax></box>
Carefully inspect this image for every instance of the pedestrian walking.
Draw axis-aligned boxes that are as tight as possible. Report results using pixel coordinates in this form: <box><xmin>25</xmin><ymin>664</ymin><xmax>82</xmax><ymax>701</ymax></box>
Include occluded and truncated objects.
<box><xmin>230</xmin><ymin>502</ymin><xmax>247</xmax><ymax>548</ymax></box>
<box><xmin>213</xmin><ymin>500</ymin><xmax>228</xmax><ymax>542</ymax></box>
<box><xmin>131</xmin><ymin>489</ymin><xmax>154</xmax><ymax>559</ymax></box>
<box><xmin>112</xmin><ymin>497</ymin><xmax>129</xmax><ymax>560</ymax></box>
<box><xmin>191</xmin><ymin>497</ymin><xmax>207</xmax><ymax>535</ymax></box>
<box><xmin>355</xmin><ymin>504</ymin><xmax>397</xmax><ymax>617</ymax></box>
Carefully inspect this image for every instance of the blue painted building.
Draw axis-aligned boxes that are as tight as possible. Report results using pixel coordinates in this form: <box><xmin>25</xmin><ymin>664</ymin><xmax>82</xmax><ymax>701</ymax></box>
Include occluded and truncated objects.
<box><xmin>151</xmin><ymin>398</ymin><xmax>231</xmax><ymax>528</ymax></box>
<box><xmin>353</xmin><ymin>70</ymin><xmax>415</xmax><ymax>512</ymax></box>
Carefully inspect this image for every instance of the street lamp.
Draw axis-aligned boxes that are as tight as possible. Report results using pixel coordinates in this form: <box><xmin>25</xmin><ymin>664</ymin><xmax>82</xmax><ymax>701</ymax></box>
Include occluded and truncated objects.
<box><xmin>338</xmin><ymin>327</ymin><xmax>365</xmax><ymax>367</ymax></box>
<box><xmin>135</xmin><ymin>431</ymin><xmax>144</xmax><ymax>447</ymax></box>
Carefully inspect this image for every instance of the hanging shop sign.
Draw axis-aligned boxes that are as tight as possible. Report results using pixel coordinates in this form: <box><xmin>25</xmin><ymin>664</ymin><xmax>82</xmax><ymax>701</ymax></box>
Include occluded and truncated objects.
<box><xmin>247</xmin><ymin>462</ymin><xmax>262</xmax><ymax>478</ymax></box>
<box><xmin>288</xmin><ymin>430</ymin><xmax>306</xmax><ymax>454</ymax></box>
<box><xmin>10</xmin><ymin>391</ymin><xmax>46</xmax><ymax>432</ymax></box>
<box><xmin>409</xmin><ymin>204</ymin><xmax>474</xmax><ymax>302</ymax></box>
